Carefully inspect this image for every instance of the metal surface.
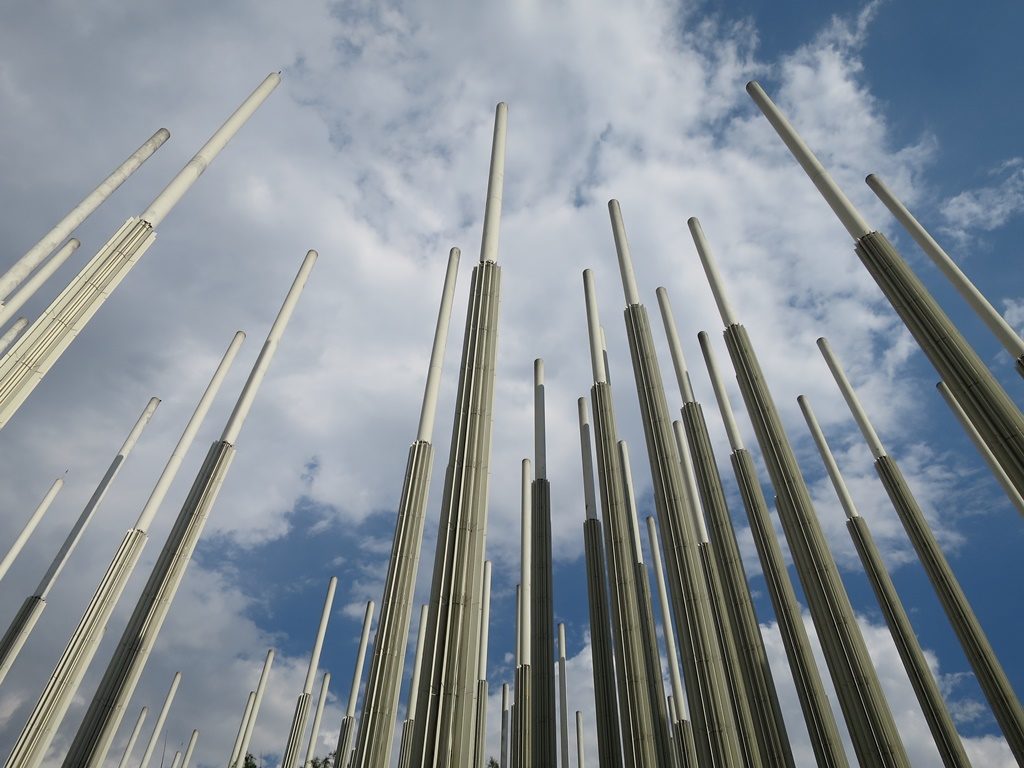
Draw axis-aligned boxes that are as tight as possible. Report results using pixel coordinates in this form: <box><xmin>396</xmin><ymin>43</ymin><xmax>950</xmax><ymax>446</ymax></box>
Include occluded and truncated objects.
<box><xmin>0</xmin><ymin>317</ymin><xmax>28</xmax><ymax>355</ymax></box>
<box><xmin>557</xmin><ymin>624</ymin><xmax>570</xmax><ymax>768</ymax></box>
<box><xmin>575</xmin><ymin>711</ymin><xmax>585</xmax><ymax>768</ymax></box>
<box><xmin>236</xmin><ymin>649</ymin><xmax>275</xmax><ymax>766</ymax></box>
<box><xmin>304</xmin><ymin>672</ymin><xmax>332</xmax><ymax>766</ymax></box>
<box><xmin>138</xmin><ymin>671</ymin><xmax>181</xmax><ymax>768</ymax></box>
<box><xmin>0</xmin><ymin>477</ymin><xmax>63</xmax><ymax>584</ymax></box>
<box><xmin>0</xmin><ymin>128</ymin><xmax>168</xmax><ymax>302</ymax></box>
<box><xmin>0</xmin><ymin>238</ymin><xmax>80</xmax><ymax>328</ymax></box>
<box><xmin>417</xmin><ymin>248</ymin><xmax>461</xmax><ymax>442</ymax></box>
<box><xmin>115</xmin><ymin>707</ymin><xmax>147</xmax><ymax>768</ymax></box>
<box><xmin>473</xmin><ymin>563</ymin><xmax>493</xmax><ymax>768</ymax></box>
<box><xmin>181</xmin><ymin>730</ymin><xmax>198</xmax><ymax>768</ymax></box>
<box><xmin>229</xmin><ymin>692</ymin><xmax>257</xmax><ymax>768</ymax></box>
<box><xmin>479</xmin><ymin>103</ymin><xmax>507</xmax><ymax>264</ymax></box>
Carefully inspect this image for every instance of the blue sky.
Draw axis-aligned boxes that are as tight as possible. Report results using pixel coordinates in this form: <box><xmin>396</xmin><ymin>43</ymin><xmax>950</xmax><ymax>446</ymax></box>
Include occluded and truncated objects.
<box><xmin>0</xmin><ymin>1</ymin><xmax>1022</xmax><ymax>766</ymax></box>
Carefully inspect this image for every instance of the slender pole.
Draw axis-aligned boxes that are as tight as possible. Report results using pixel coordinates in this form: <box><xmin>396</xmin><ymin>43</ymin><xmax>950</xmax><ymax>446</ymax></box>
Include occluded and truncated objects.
<box><xmin>479</xmin><ymin>103</ymin><xmax>508</xmax><ymax>264</ymax></box>
<box><xmin>115</xmin><ymin>707</ymin><xmax>147</xmax><ymax>768</ymax></box>
<box><xmin>336</xmin><ymin>601</ymin><xmax>375</xmax><ymax>768</ymax></box>
<box><xmin>644</xmin><ymin>516</ymin><xmax>687</xmax><ymax>723</ymax></box>
<box><xmin>520</xmin><ymin>459</ymin><xmax>533</xmax><ymax>667</ymax></box>
<box><xmin>417</xmin><ymin>247</ymin><xmax>461</xmax><ymax>442</ymax></box>
<box><xmin>501</xmin><ymin>684</ymin><xmax>510</xmax><ymax>768</ymax></box>
<box><xmin>181</xmin><ymin>730</ymin><xmax>198</xmax><ymax>768</ymax></box>
<box><xmin>557</xmin><ymin>624</ymin><xmax>570</xmax><ymax>768</ymax></box>
<box><xmin>575</xmin><ymin>712</ymin><xmax>585</xmax><ymax>768</ymax></box>
<box><xmin>229</xmin><ymin>692</ymin><xmax>256</xmax><ymax>768</ymax></box>
<box><xmin>408</xmin><ymin>606</ymin><xmax>429</xmax><ymax>719</ymax></box>
<box><xmin>473</xmin><ymin>562</ymin><xmax>493</xmax><ymax>768</ymax></box>
<box><xmin>0</xmin><ymin>128</ymin><xmax>169</xmax><ymax>302</ymax></box>
<box><xmin>304</xmin><ymin>672</ymin><xmax>332</xmax><ymax>766</ymax></box>
<box><xmin>0</xmin><ymin>317</ymin><xmax>28</xmax><ymax>355</ymax></box>
<box><xmin>139</xmin><ymin>671</ymin><xmax>182</xmax><ymax>768</ymax></box>
<box><xmin>0</xmin><ymin>238</ymin><xmax>80</xmax><ymax>327</ymax></box>
<box><xmin>0</xmin><ymin>477</ymin><xmax>63</xmax><ymax>583</ymax></box>
<box><xmin>236</xmin><ymin>649</ymin><xmax>275</xmax><ymax>767</ymax></box>
<box><xmin>169</xmin><ymin>751</ymin><xmax>182</xmax><ymax>768</ymax></box>
<box><xmin>865</xmin><ymin>173</ymin><xmax>1024</xmax><ymax>362</ymax></box>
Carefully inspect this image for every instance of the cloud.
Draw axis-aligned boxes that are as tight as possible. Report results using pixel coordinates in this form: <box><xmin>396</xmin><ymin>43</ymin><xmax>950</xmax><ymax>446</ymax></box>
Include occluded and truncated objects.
<box><xmin>941</xmin><ymin>158</ymin><xmax>1024</xmax><ymax>246</ymax></box>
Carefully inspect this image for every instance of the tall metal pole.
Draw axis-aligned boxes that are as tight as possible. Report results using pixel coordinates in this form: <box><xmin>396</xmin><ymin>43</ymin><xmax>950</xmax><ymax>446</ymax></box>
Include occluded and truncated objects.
<box><xmin>353</xmin><ymin>247</ymin><xmax>460</xmax><ymax>768</ymax></box>
<box><xmin>581</xmin><ymin>268</ymin><xmax>667</xmax><ymax>767</ymax></box>
<box><xmin>0</xmin><ymin>477</ymin><xmax>63</xmax><ymax>584</ymax></box>
<box><xmin>656</xmin><ymin>286</ymin><xmax>793</xmax><ymax>767</ymax></box>
<box><xmin>115</xmin><ymin>707</ymin><xmax>147</xmax><ymax>768</ymax></box>
<box><xmin>0</xmin><ymin>128</ymin><xmax>169</xmax><ymax>302</ymax></box>
<box><xmin>936</xmin><ymin>381</ymin><xmax>1024</xmax><ymax>516</ymax></box>
<box><xmin>304</xmin><ymin>672</ymin><xmax>332</xmax><ymax>766</ymax></box>
<box><xmin>514</xmin><ymin>459</ymin><xmax>534</xmax><ymax>768</ymax></box>
<box><xmin>530</xmin><ymin>360</ymin><xmax>557</xmax><ymax>767</ymax></box>
<box><xmin>229</xmin><ymin>692</ymin><xmax>257</xmax><ymax>768</ymax></box>
<box><xmin>68</xmin><ymin>248</ymin><xmax>315</xmax><ymax>768</ymax></box>
<box><xmin>138</xmin><ymin>671</ymin><xmax>181</xmax><ymax>768</ymax></box>
<box><xmin>0</xmin><ymin>73</ymin><xmax>279</xmax><ymax>429</ymax></box>
<box><xmin>605</xmin><ymin>201</ymin><xmax>739</xmax><ymax>767</ymax></box>
<box><xmin>282</xmin><ymin>577</ymin><xmax>338</xmax><ymax>768</ymax></box>
<box><xmin>576</xmin><ymin>398</ymin><xmax>622</xmax><ymax>768</ymax></box>
<box><xmin>691</xmin><ymin>215</ymin><xmax>909</xmax><ymax>767</ymax></box>
<box><xmin>865</xmin><ymin>173</ymin><xmax>1024</xmax><ymax>374</ymax></box>
<box><xmin>335</xmin><ymin>601</ymin><xmax>375</xmax><ymax>768</ymax></box>
<box><xmin>235</xmin><ymin>649</ymin><xmax>275</xmax><ymax>768</ymax></box>
<box><xmin>1</xmin><ymin>397</ymin><xmax>159</xmax><ymax>768</ymax></box>
<box><xmin>747</xmin><ymin>80</ymin><xmax>1024</xmax><ymax>498</ymax></box>
<box><xmin>500</xmin><ymin>684</ymin><xmax>510</xmax><ymax>768</ymax></box>
<box><xmin>696</xmin><ymin>331</ymin><xmax>849</xmax><ymax>768</ymax></box>
<box><xmin>799</xmin><ymin>395</ymin><xmax>973</xmax><ymax>768</ymax></box>
<box><xmin>818</xmin><ymin>336</ymin><xmax>1024</xmax><ymax>761</ymax></box>
<box><xmin>181</xmin><ymin>730</ymin><xmax>198</xmax><ymax>768</ymax></box>
<box><xmin>412</xmin><ymin>102</ymin><xmax>508</xmax><ymax>767</ymax></box>
<box><xmin>0</xmin><ymin>239</ymin><xmax>80</xmax><ymax>329</ymax></box>
<box><xmin>473</xmin><ymin>562</ymin><xmax>493</xmax><ymax>768</ymax></box>
<box><xmin>398</xmin><ymin>605</ymin><xmax>430</xmax><ymax>768</ymax></box>
<box><xmin>557</xmin><ymin>624</ymin><xmax>570</xmax><ymax>768</ymax></box>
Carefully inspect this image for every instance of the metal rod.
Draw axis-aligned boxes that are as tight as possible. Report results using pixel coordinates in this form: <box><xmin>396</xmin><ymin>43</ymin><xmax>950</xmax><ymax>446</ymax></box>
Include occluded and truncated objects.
<box><xmin>417</xmin><ymin>247</ymin><xmax>461</xmax><ymax>442</ymax></box>
<box><xmin>0</xmin><ymin>477</ymin><xmax>63</xmax><ymax>583</ymax></box>
<box><xmin>479</xmin><ymin>103</ymin><xmax>508</xmax><ymax>264</ymax></box>
<box><xmin>655</xmin><ymin>287</ymin><xmax>695</xmax><ymax>403</ymax></box>
<box><xmin>138</xmin><ymin>671</ymin><xmax>182</xmax><ymax>768</ymax></box>
<box><xmin>0</xmin><ymin>238</ymin><xmax>80</xmax><ymax>327</ymax></box>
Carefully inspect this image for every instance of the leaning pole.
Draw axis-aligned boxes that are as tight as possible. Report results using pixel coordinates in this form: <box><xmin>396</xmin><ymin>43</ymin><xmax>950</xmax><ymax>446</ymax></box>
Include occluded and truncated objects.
<box><xmin>690</xmin><ymin>215</ymin><xmax>909</xmax><ymax>767</ymax></box>
<box><xmin>604</xmin><ymin>202</ymin><xmax>739</xmax><ymax>767</ymax></box>
<box><xmin>233</xmin><ymin>649</ymin><xmax>275</xmax><ymax>767</ymax></box>
<box><xmin>656</xmin><ymin>287</ymin><xmax>792</xmax><ymax>767</ymax></box>
<box><xmin>581</xmin><ymin>269</ymin><xmax>664</xmax><ymax>767</ymax></box>
<box><xmin>746</xmin><ymin>80</ymin><xmax>1024</xmax><ymax>499</ymax></box>
<box><xmin>0</xmin><ymin>72</ymin><xmax>279</xmax><ymax>430</ymax></box>
<box><xmin>0</xmin><ymin>477</ymin><xmax>64</xmax><ymax>584</ymax></box>
<box><xmin>864</xmin><ymin>173</ymin><xmax>1024</xmax><ymax>378</ymax></box>
<box><xmin>397</xmin><ymin>606</ymin><xmax>429</xmax><ymax>768</ymax></box>
<box><xmin>68</xmin><ymin>250</ymin><xmax>316</xmax><ymax>768</ymax></box>
<box><xmin>304</xmin><ymin>672</ymin><xmax>332</xmax><ymax>767</ymax></box>
<box><xmin>531</xmin><ymin>359</ymin><xmax>557</xmax><ymax>766</ymax></box>
<box><xmin>696</xmin><ymin>331</ymin><xmax>849</xmax><ymax>768</ymax></box>
<box><xmin>472</xmin><ymin>561</ymin><xmax>493</xmax><ymax>768</ymax></box>
<box><xmin>138</xmin><ymin>671</ymin><xmax>182</xmax><ymax>768</ymax></box>
<box><xmin>411</xmin><ymin>101</ymin><xmax>508</xmax><ymax>767</ymax></box>
<box><xmin>353</xmin><ymin>246</ymin><xmax>461</xmax><ymax>768</ymax></box>
<box><xmin>576</xmin><ymin>397</ymin><xmax>622</xmax><ymax>768</ymax></box>
<box><xmin>798</xmin><ymin>395</ymin><xmax>973</xmax><ymax>768</ymax></box>
<box><xmin>0</xmin><ymin>127</ymin><xmax>169</xmax><ymax>303</ymax></box>
<box><xmin>336</xmin><ymin>602</ymin><xmax>376</xmax><ymax>768</ymax></box>
<box><xmin>818</xmin><ymin>337</ymin><xmax>1024</xmax><ymax>762</ymax></box>
<box><xmin>115</xmin><ymin>707</ymin><xmax>147</xmax><ymax>768</ymax></box>
<box><xmin>513</xmin><ymin>460</ymin><xmax>535</xmax><ymax>768</ymax></box>
<box><xmin>0</xmin><ymin>239</ymin><xmax>80</xmax><ymax>330</ymax></box>
<box><xmin>282</xmin><ymin>578</ymin><xmax>338</xmax><ymax>768</ymax></box>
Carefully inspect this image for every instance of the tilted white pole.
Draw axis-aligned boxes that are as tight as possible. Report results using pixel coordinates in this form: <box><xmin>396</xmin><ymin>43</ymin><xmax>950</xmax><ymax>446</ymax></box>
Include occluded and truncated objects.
<box><xmin>348</xmin><ymin>601</ymin><xmax>375</xmax><ymax>717</ymax></box>
<box><xmin>115</xmin><ymin>707</ymin><xmax>147</xmax><ymax>768</ymax></box>
<box><xmin>0</xmin><ymin>477</ymin><xmax>63</xmax><ymax>583</ymax></box>
<box><xmin>798</xmin><ymin>396</ymin><xmax>860</xmax><ymax>519</ymax></box>
<box><xmin>608</xmin><ymin>200</ymin><xmax>641</xmax><ymax>305</ymax></box>
<box><xmin>672</xmin><ymin>420</ymin><xmax>710</xmax><ymax>544</ymax></box>
<box><xmin>617</xmin><ymin>441</ymin><xmax>645</xmax><ymax>562</ymax></box>
<box><xmin>0</xmin><ymin>239</ymin><xmax>80</xmax><ymax>327</ymax></box>
<box><xmin>937</xmin><ymin>382</ymin><xmax>1024</xmax><ymax>516</ymax></box>
<box><xmin>479</xmin><ymin>103</ymin><xmax>508</xmax><ymax>264</ymax></box>
<box><xmin>520</xmin><ymin>459</ymin><xmax>533</xmax><ymax>666</ymax></box>
<box><xmin>169</xmin><ymin>751</ymin><xmax>182</xmax><ymax>768</ymax></box>
<box><xmin>416</xmin><ymin>247</ymin><xmax>461</xmax><ymax>441</ymax></box>
<box><xmin>181</xmin><ymin>729</ymin><xmax>198</xmax><ymax>768</ymax></box>
<box><xmin>582</xmin><ymin>270</ymin><xmax>607</xmax><ymax>383</ymax></box>
<box><xmin>236</xmin><ymin>649</ymin><xmax>275</xmax><ymax>766</ymax></box>
<box><xmin>816</xmin><ymin>337</ymin><xmax>887</xmax><ymax>459</ymax></box>
<box><xmin>746</xmin><ymin>81</ymin><xmax>871</xmax><ymax>240</ymax></box>
<box><xmin>696</xmin><ymin>331</ymin><xmax>745</xmax><ymax>452</ymax></box>
<box><xmin>304</xmin><ymin>672</ymin><xmax>332</xmax><ymax>766</ymax></box>
<box><xmin>229</xmin><ymin>692</ymin><xmax>257</xmax><ymax>768</ymax></box>
<box><xmin>575</xmin><ymin>711</ymin><xmax>585</xmax><ymax>768</ymax></box>
<box><xmin>535</xmin><ymin>359</ymin><xmax>547</xmax><ymax>479</ymax></box>
<box><xmin>141</xmin><ymin>75</ymin><xmax>279</xmax><ymax>227</ymax></box>
<box><xmin>577</xmin><ymin>398</ymin><xmax>598</xmax><ymax>521</ymax></box>
<box><xmin>688</xmin><ymin>217</ymin><xmax>740</xmax><ymax>327</ymax></box>
<box><xmin>222</xmin><ymin>250</ymin><xmax>317</xmax><ymax>445</ymax></box>
<box><xmin>0</xmin><ymin>128</ymin><xmax>169</xmax><ymax>301</ymax></box>
<box><xmin>557</xmin><ymin>624</ymin><xmax>570</xmax><ymax>768</ymax></box>
<box><xmin>407</xmin><ymin>605</ymin><xmax>429</xmax><ymax>718</ymax></box>
<box><xmin>866</xmin><ymin>173</ymin><xmax>1024</xmax><ymax>359</ymax></box>
<box><xmin>0</xmin><ymin>317</ymin><xmax>28</xmax><ymax>355</ymax></box>
<box><xmin>311</xmin><ymin>578</ymin><xmax>339</xmax><ymax>695</ymax></box>
<box><xmin>478</xmin><ymin>561</ymin><xmax>493</xmax><ymax>681</ymax></box>
<box><xmin>645</xmin><ymin>515</ymin><xmax>688</xmax><ymax>720</ymax></box>
<box><xmin>139</xmin><ymin>671</ymin><xmax>182</xmax><ymax>768</ymax></box>
<box><xmin>655</xmin><ymin>288</ymin><xmax>696</xmax><ymax>403</ymax></box>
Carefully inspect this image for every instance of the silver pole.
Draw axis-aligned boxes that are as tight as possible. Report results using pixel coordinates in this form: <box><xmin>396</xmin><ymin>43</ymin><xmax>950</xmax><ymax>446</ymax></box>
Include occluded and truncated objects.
<box><xmin>138</xmin><ymin>671</ymin><xmax>182</xmax><ymax>768</ymax></box>
<box><xmin>0</xmin><ymin>317</ymin><xmax>28</xmax><ymax>355</ymax></box>
<box><xmin>0</xmin><ymin>477</ymin><xmax>64</xmax><ymax>583</ymax></box>
<box><xmin>228</xmin><ymin>692</ymin><xmax>256</xmax><ymax>767</ymax></box>
<box><xmin>236</xmin><ymin>649</ymin><xmax>275</xmax><ymax>767</ymax></box>
<box><xmin>0</xmin><ymin>239</ymin><xmax>80</xmax><ymax>328</ymax></box>
<box><xmin>304</xmin><ymin>672</ymin><xmax>332</xmax><ymax>766</ymax></box>
<box><xmin>115</xmin><ymin>707</ymin><xmax>147</xmax><ymax>768</ymax></box>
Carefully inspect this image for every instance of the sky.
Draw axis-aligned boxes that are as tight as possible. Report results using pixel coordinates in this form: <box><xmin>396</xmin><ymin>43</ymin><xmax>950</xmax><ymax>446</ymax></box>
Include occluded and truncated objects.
<box><xmin>0</xmin><ymin>0</ymin><xmax>1022</xmax><ymax>766</ymax></box>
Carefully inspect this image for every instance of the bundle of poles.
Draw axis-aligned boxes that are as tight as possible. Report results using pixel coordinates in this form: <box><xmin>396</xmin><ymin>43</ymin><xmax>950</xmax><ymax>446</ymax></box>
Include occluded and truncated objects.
<box><xmin>0</xmin><ymin>70</ymin><xmax>1021</xmax><ymax>768</ymax></box>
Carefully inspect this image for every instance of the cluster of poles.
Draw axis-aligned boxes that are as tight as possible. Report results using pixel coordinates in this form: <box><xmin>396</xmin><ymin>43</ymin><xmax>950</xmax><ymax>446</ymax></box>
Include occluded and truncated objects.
<box><xmin>0</xmin><ymin>67</ymin><xmax>1022</xmax><ymax>768</ymax></box>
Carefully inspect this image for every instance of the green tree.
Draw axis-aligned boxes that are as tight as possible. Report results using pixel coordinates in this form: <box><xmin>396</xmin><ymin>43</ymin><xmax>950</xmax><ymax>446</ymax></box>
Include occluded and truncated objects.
<box><xmin>243</xmin><ymin>755</ymin><xmax>257</xmax><ymax>768</ymax></box>
<box><xmin>309</xmin><ymin>752</ymin><xmax>336</xmax><ymax>768</ymax></box>
<box><xmin>487</xmin><ymin>759</ymin><xmax>499</xmax><ymax>768</ymax></box>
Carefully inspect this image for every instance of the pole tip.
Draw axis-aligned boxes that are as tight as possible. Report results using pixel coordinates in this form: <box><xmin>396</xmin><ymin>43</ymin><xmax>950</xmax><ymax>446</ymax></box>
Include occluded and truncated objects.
<box><xmin>156</xmin><ymin>128</ymin><xmax>171</xmax><ymax>142</ymax></box>
<box><xmin>608</xmin><ymin>198</ymin><xmax>620</xmax><ymax>212</ymax></box>
<box><xmin>496</xmin><ymin>101</ymin><xmax>508</xmax><ymax>115</ymax></box>
<box><xmin>865</xmin><ymin>173</ymin><xmax>878</xmax><ymax>185</ymax></box>
<box><xmin>745</xmin><ymin>80</ymin><xmax>764</xmax><ymax>96</ymax></box>
<box><xmin>815</xmin><ymin>336</ymin><xmax>829</xmax><ymax>351</ymax></box>
<box><xmin>687</xmin><ymin>216</ymin><xmax>700</xmax><ymax>231</ymax></box>
<box><xmin>534</xmin><ymin>358</ymin><xmax>544</xmax><ymax>385</ymax></box>
<box><xmin>68</xmin><ymin>238</ymin><xmax>81</xmax><ymax>249</ymax></box>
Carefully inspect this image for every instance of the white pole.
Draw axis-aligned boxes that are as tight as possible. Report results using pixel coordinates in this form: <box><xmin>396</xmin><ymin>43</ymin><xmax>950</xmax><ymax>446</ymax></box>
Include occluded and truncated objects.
<box><xmin>478</xmin><ymin>561</ymin><xmax>493</xmax><ymax>681</ymax></box>
<box><xmin>307</xmin><ymin>577</ymin><xmax>338</xmax><ymax>695</ymax></box>
<box><xmin>583</xmin><ymin>270</ymin><xmax>608</xmax><ymax>383</ymax></box>
<box><xmin>534</xmin><ymin>359</ymin><xmax>547</xmax><ymax>479</ymax></box>
<box><xmin>816</xmin><ymin>337</ymin><xmax>887</xmax><ymax>459</ymax></box>
<box><xmin>236</xmin><ymin>649</ymin><xmax>275</xmax><ymax>765</ymax></box>
<box><xmin>688</xmin><ymin>217</ymin><xmax>739</xmax><ymax>327</ymax></box>
<box><xmin>696</xmin><ymin>331</ymin><xmax>745</xmax><ymax>452</ymax></box>
<box><xmin>407</xmin><ymin>605</ymin><xmax>429</xmax><ymax>717</ymax></box>
<box><xmin>115</xmin><ymin>707</ymin><xmax>147</xmax><ymax>768</ymax></box>
<box><xmin>520</xmin><ymin>459</ymin><xmax>533</xmax><ymax>666</ymax></box>
<box><xmin>222</xmin><ymin>250</ymin><xmax>317</xmax><ymax>445</ymax></box>
<box><xmin>347</xmin><ymin>601</ymin><xmax>375</xmax><ymax>716</ymax></box>
<box><xmin>0</xmin><ymin>477</ymin><xmax>63</xmax><ymax>583</ymax></box>
<box><xmin>575</xmin><ymin>711</ymin><xmax>585</xmax><ymax>768</ymax></box>
<box><xmin>0</xmin><ymin>128</ymin><xmax>169</xmax><ymax>301</ymax></box>
<box><xmin>416</xmin><ymin>247</ymin><xmax>461</xmax><ymax>441</ymax></box>
<box><xmin>141</xmin><ymin>75</ymin><xmax>280</xmax><ymax>227</ymax></box>
<box><xmin>304</xmin><ymin>672</ymin><xmax>332</xmax><ymax>766</ymax></box>
<box><xmin>645</xmin><ymin>516</ymin><xmax>688</xmax><ymax>719</ymax></box>
<box><xmin>607</xmin><ymin>199</ymin><xmax>641</xmax><ymax>305</ymax></box>
<box><xmin>557</xmin><ymin>624</ymin><xmax>570</xmax><ymax>768</ymax></box>
<box><xmin>0</xmin><ymin>239</ymin><xmax>80</xmax><ymax>327</ymax></box>
<box><xmin>138</xmin><ymin>671</ymin><xmax>181</xmax><ymax>768</ymax></box>
<box><xmin>617</xmin><ymin>441</ymin><xmax>644</xmax><ymax>563</ymax></box>
<box><xmin>479</xmin><ymin>103</ymin><xmax>508</xmax><ymax>264</ymax></box>
<box><xmin>672</xmin><ymin>420</ymin><xmax>710</xmax><ymax>544</ymax></box>
<box><xmin>228</xmin><ymin>692</ymin><xmax>256</xmax><ymax>767</ymax></box>
<box><xmin>181</xmin><ymin>729</ymin><xmax>198</xmax><ymax>768</ymax></box>
<box><xmin>576</xmin><ymin>398</ymin><xmax>598</xmax><ymax>521</ymax></box>
<box><xmin>0</xmin><ymin>317</ymin><xmax>28</xmax><ymax>355</ymax></box>
<box><xmin>169</xmin><ymin>750</ymin><xmax>182</xmax><ymax>768</ymax></box>
<box><xmin>798</xmin><ymin>396</ymin><xmax>860</xmax><ymax>519</ymax></box>
<box><xmin>655</xmin><ymin>287</ymin><xmax>696</xmax><ymax>403</ymax></box>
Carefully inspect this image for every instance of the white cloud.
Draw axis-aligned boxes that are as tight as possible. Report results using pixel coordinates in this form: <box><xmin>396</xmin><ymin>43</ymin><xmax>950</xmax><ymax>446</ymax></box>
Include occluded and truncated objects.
<box><xmin>941</xmin><ymin>158</ymin><xmax>1024</xmax><ymax>246</ymax></box>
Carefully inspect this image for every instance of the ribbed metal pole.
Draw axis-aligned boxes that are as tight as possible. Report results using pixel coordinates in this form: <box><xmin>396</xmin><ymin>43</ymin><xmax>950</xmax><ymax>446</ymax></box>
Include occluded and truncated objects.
<box><xmin>235</xmin><ymin>649</ymin><xmax>275</xmax><ymax>767</ymax></box>
<box><xmin>657</xmin><ymin>287</ymin><xmax>793</xmax><ymax>767</ymax></box>
<box><xmin>0</xmin><ymin>127</ymin><xmax>168</xmax><ymax>302</ymax></box>
<box><xmin>819</xmin><ymin>337</ymin><xmax>1024</xmax><ymax>762</ymax></box>
<box><xmin>605</xmin><ymin>202</ymin><xmax>740</xmax><ymax>767</ymax></box>
<box><xmin>691</xmin><ymin>216</ymin><xmax>908</xmax><ymax>767</ymax></box>
<box><xmin>411</xmin><ymin>103</ymin><xmax>507</xmax><ymax>767</ymax></box>
<box><xmin>577</xmin><ymin>398</ymin><xmax>622</xmax><ymax>768</ymax></box>
<box><xmin>282</xmin><ymin>577</ymin><xmax>338</xmax><ymax>768</ymax></box>
<box><xmin>397</xmin><ymin>606</ymin><xmax>429</xmax><ymax>768</ymax></box>
<box><xmin>697</xmin><ymin>331</ymin><xmax>848</xmax><ymax>768</ymax></box>
<box><xmin>799</xmin><ymin>395</ymin><xmax>972</xmax><ymax>768</ymax></box>
<box><xmin>115</xmin><ymin>707</ymin><xmax>147</xmax><ymax>768</ymax></box>
<box><xmin>0</xmin><ymin>74</ymin><xmax>278</xmax><ymax>430</ymax></box>
<box><xmin>138</xmin><ymin>671</ymin><xmax>181</xmax><ymax>768</ymax></box>
<box><xmin>747</xmin><ymin>79</ymin><xmax>1024</xmax><ymax>499</ymax></box>
<box><xmin>354</xmin><ymin>248</ymin><xmax>459</xmax><ymax>768</ymax></box>
<box><xmin>582</xmin><ymin>268</ymin><xmax>667</xmax><ymax>767</ymax></box>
